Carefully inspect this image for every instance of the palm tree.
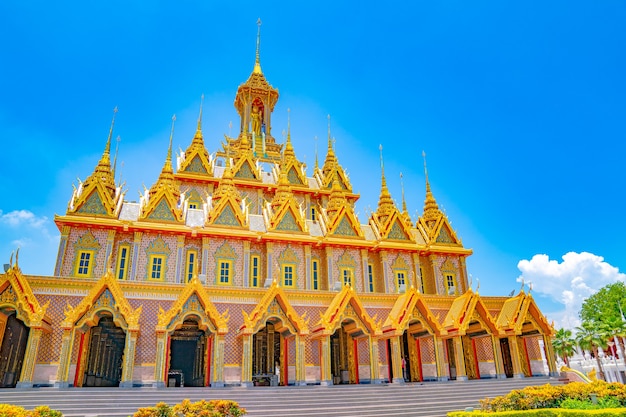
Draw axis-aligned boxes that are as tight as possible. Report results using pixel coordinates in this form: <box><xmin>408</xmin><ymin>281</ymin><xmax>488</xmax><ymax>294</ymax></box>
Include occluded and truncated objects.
<box><xmin>601</xmin><ymin>316</ymin><xmax>626</xmax><ymax>359</ymax></box>
<box><xmin>575</xmin><ymin>321</ymin><xmax>609</xmax><ymax>381</ymax></box>
<box><xmin>552</xmin><ymin>328</ymin><xmax>576</xmax><ymax>366</ymax></box>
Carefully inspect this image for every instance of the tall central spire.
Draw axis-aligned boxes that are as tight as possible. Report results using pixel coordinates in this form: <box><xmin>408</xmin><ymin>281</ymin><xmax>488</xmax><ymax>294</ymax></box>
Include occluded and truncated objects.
<box><xmin>254</xmin><ymin>18</ymin><xmax>262</xmax><ymax>74</ymax></box>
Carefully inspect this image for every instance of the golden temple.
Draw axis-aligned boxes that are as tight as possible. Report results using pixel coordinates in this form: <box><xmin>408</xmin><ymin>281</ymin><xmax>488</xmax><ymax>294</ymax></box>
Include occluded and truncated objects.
<box><xmin>0</xmin><ymin>23</ymin><xmax>556</xmax><ymax>389</ymax></box>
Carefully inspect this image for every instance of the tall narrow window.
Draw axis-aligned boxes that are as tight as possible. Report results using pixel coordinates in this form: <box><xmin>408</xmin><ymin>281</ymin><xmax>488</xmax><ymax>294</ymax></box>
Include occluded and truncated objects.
<box><xmin>446</xmin><ymin>274</ymin><xmax>456</xmax><ymax>295</ymax></box>
<box><xmin>395</xmin><ymin>271</ymin><xmax>406</xmax><ymax>292</ymax></box>
<box><xmin>149</xmin><ymin>255</ymin><xmax>165</xmax><ymax>281</ymax></box>
<box><xmin>283</xmin><ymin>264</ymin><xmax>295</xmax><ymax>287</ymax></box>
<box><xmin>311</xmin><ymin>207</ymin><xmax>317</xmax><ymax>222</ymax></box>
<box><xmin>116</xmin><ymin>244</ymin><xmax>130</xmax><ymax>280</ymax></box>
<box><xmin>218</xmin><ymin>260</ymin><xmax>232</xmax><ymax>285</ymax></box>
<box><xmin>341</xmin><ymin>268</ymin><xmax>353</xmax><ymax>287</ymax></box>
<box><xmin>250</xmin><ymin>255</ymin><xmax>260</xmax><ymax>287</ymax></box>
<box><xmin>75</xmin><ymin>250</ymin><xmax>95</xmax><ymax>277</ymax></box>
<box><xmin>312</xmin><ymin>259</ymin><xmax>319</xmax><ymax>290</ymax></box>
<box><xmin>186</xmin><ymin>250</ymin><xmax>197</xmax><ymax>282</ymax></box>
<box><xmin>368</xmin><ymin>264</ymin><xmax>374</xmax><ymax>292</ymax></box>
<box><xmin>419</xmin><ymin>267</ymin><xmax>425</xmax><ymax>293</ymax></box>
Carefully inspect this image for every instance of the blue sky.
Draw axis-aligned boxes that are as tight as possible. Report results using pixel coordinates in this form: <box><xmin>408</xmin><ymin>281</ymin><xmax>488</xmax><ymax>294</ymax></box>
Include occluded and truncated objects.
<box><xmin>1</xmin><ymin>2</ymin><xmax>625</xmax><ymax>329</ymax></box>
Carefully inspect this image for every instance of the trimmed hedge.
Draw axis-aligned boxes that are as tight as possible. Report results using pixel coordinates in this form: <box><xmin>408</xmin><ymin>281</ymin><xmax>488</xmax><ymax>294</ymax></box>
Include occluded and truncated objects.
<box><xmin>449</xmin><ymin>409</ymin><xmax>626</xmax><ymax>417</ymax></box>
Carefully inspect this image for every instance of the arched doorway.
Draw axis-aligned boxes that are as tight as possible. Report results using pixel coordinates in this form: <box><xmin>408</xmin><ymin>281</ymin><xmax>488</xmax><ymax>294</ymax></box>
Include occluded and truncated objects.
<box><xmin>252</xmin><ymin>320</ymin><xmax>285</xmax><ymax>386</ymax></box>
<box><xmin>330</xmin><ymin>320</ymin><xmax>360</xmax><ymax>384</ymax></box>
<box><xmin>168</xmin><ymin>316</ymin><xmax>209</xmax><ymax>387</ymax></box>
<box><xmin>0</xmin><ymin>311</ymin><xmax>29</xmax><ymax>388</ymax></box>
<box><xmin>82</xmin><ymin>313</ymin><xmax>125</xmax><ymax>387</ymax></box>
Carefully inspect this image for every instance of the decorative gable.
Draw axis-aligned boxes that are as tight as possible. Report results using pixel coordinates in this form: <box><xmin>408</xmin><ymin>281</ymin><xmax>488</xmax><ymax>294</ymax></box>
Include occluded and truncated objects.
<box><xmin>213</xmin><ymin>203</ymin><xmax>243</xmax><ymax>227</ymax></box>
<box><xmin>75</xmin><ymin>191</ymin><xmax>108</xmax><ymax>216</ymax></box>
<box><xmin>312</xmin><ymin>285</ymin><xmax>379</xmax><ymax>338</ymax></box>
<box><xmin>147</xmin><ymin>198</ymin><xmax>177</xmax><ymax>222</ymax></box>
<box><xmin>275</xmin><ymin>208</ymin><xmax>303</xmax><ymax>232</ymax></box>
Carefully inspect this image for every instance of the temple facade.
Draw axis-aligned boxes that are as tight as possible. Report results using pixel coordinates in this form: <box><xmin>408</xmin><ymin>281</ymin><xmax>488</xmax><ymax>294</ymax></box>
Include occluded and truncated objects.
<box><xmin>0</xmin><ymin>28</ymin><xmax>557</xmax><ymax>389</ymax></box>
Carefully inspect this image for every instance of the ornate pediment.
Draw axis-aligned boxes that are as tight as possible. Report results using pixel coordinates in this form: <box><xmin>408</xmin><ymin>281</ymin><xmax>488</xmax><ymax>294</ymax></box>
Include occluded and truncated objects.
<box><xmin>240</xmin><ymin>281</ymin><xmax>308</xmax><ymax>336</ymax></box>
<box><xmin>0</xmin><ymin>252</ymin><xmax>51</xmax><ymax>330</ymax></box>
<box><xmin>382</xmin><ymin>287</ymin><xmax>441</xmax><ymax>336</ymax></box>
<box><xmin>157</xmin><ymin>277</ymin><xmax>228</xmax><ymax>334</ymax></box>
<box><xmin>313</xmin><ymin>285</ymin><xmax>380</xmax><ymax>337</ymax></box>
<box><xmin>61</xmin><ymin>270</ymin><xmax>142</xmax><ymax>332</ymax></box>
<box><xmin>441</xmin><ymin>290</ymin><xmax>500</xmax><ymax>336</ymax></box>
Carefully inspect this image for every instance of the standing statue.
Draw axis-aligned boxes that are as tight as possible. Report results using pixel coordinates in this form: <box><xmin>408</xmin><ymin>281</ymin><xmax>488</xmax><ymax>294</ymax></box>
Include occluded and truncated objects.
<box><xmin>251</xmin><ymin>105</ymin><xmax>262</xmax><ymax>136</ymax></box>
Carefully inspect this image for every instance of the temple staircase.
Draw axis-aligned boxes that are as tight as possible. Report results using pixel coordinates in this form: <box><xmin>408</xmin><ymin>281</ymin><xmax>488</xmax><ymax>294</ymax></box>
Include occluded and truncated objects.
<box><xmin>0</xmin><ymin>377</ymin><xmax>566</xmax><ymax>417</ymax></box>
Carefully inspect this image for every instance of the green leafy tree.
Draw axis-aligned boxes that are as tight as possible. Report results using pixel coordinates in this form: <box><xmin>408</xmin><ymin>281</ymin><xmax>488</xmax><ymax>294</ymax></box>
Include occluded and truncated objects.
<box><xmin>575</xmin><ymin>321</ymin><xmax>610</xmax><ymax>381</ymax></box>
<box><xmin>552</xmin><ymin>328</ymin><xmax>576</xmax><ymax>366</ymax></box>
<box><xmin>580</xmin><ymin>282</ymin><xmax>626</xmax><ymax>324</ymax></box>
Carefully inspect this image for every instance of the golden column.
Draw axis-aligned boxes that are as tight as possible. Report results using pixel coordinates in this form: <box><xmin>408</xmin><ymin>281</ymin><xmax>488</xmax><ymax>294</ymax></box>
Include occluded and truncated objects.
<box><xmin>319</xmin><ymin>336</ymin><xmax>332</xmax><ymax>385</ymax></box>
<box><xmin>212</xmin><ymin>334</ymin><xmax>226</xmax><ymax>387</ymax></box>
<box><xmin>543</xmin><ymin>334</ymin><xmax>558</xmax><ymax>376</ymax></box>
<box><xmin>240</xmin><ymin>333</ymin><xmax>253</xmax><ymax>387</ymax></box>
<box><xmin>54</xmin><ymin>328</ymin><xmax>76</xmax><ymax>388</ymax></box>
<box><xmin>369</xmin><ymin>336</ymin><xmax>381</xmax><ymax>383</ymax></box>
<box><xmin>434</xmin><ymin>336</ymin><xmax>447</xmax><ymax>381</ymax></box>
<box><xmin>453</xmin><ymin>336</ymin><xmax>468</xmax><ymax>381</ymax></box>
<box><xmin>295</xmin><ymin>334</ymin><xmax>306</xmax><ymax>385</ymax></box>
<box><xmin>491</xmin><ymin>335</ymin><xmax>506</xmax><ymax>379</ymax></box>
<box><xmin>389</xmin><ymin>336</ymin><xmax>405</xmax><ymax>384</ymax></box>
<box><xmin>508</xmin><ymin>336</ymin><xmax>525</xmax><ymax>378</ymax></box>
<box><xmin>119</xmin><ymin>330</ymin><xmax>139</xmax><ymax>388</ymax></box>
<box><xmin>16</xmin><ymin>328</ymin><xmax>44</xmax><ymax>388</ymax></box>
<box><xmin>153</xmin><ymin>330</ymin><xmax>168</xmax><ymax>388</ymax></box>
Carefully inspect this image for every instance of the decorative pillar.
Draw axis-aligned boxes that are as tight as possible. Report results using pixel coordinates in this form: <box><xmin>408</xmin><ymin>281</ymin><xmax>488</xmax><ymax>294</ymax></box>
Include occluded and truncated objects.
<box><xmin>153</xmin><ymin>331</ymin><xmax>167</xmax><ymax>388</ymax></box>
<box><xmin>380</xmin><ymin>251</ymin><xmax>389</xmax><ymax>293</ymax></box>
<box><xmin>243</xmin><ymin>241</ymin><xmax>251</xmax><ymax>287</ymax></box>
<box><xmin>390</xmin><ymin>336</ymin><xmax>404</xmax><ymax>384</ymax></box>
<box><xmin>459</xmin><ymin>257</ymin><xmax>468</xmax><ymax>293</ymax></box>
<box><xmin>320</xmin><ymin>336</ymin><xmax>332</xmax><ymax>385</ymax></box>
<box><xmin>434</xmin><ymin>336</ymin><xmax>448</xmax><ymax>381</ymax></box>
<box><xmin>454</xmin><ymin>336</ymin><xmax>468</xmax><ymax>381</ymax></box>
<box><xmin>55</xmin><ymin>328</ymin><xmax>75</xmax><ymax>388</ymax></box>
<box><xmin>130</xmin><ymin>232</ymin><xmax>142</xmax><ymax>281</ymax></box>
<box><xmin>104</xmin><ymin>230</ymin><xmax>116</xmax><ymax>271</ymax></box>
<box><xmin>411</xmin><ymin>254</ymin><xmax>421</xmax><ymax>290</ymax></box>
<box><xmin>212</xmin><ymin>334</ymin><xmax>225</xmax><ymax>387</ymax></box>
<box><xmin>542</xmin><ymin>334</ymin><xmax>559</xmax><ymax>376</ymax></box>
<box><xmin>266</xmin><ymin>242</ymin><xmax>274</xmax><ymax>286</ymax></box>
<box><xmin>119</xmin><ymin>330</ymin><xmax>138</xmax><ymax>388</ymax></box>
<box><xmin>175</xmin><ymin>236</ymin><xmax>185</xmax><ymax>283</ymax></box>
<box><xmin>295</xmin><ymin>334</ymin><xmax>306</xmax><ymax>385</ymax></box>
<box><xmin>16</xmin><ymin>328</ymin><xmax>44</xmax><ymax>388</ymax></box>
<box><xmin>492</xmin><ymin>336</ymin><xmax>506</xmax><ymax>379</ymax></box>
<box><xmin>304</xmin><ymin>246</ymin><xmax>312</xmax><ymax>290</ymax></box>
<box><xmin>201</xmin><ymin>237</ymin><xmax>210</xmax><ymax>280</ymax></box>
<box><xmin>240</xmin><ymin>334</ymin><xmax>253</xmax><ymax>387</ymax></box>
<box><xmin>360</xmin><ymin>249</ymin><xmax>369</xmax><ymax>292</ymax></box>
<box><xmin>54</xmin><ymin>226</ymin><xmax>71</xmax><ymax>276</ymax></box>
<box><xmin>508</xmin><ymin>336</ymin><xmax>525</xmax><ymax>378</ymax></box>
<box><xmin>429</xmin><ymin>255</ymin><xmax>439</xmax><ymax>295</ymax></box>
<box><xmin>325</xmin><ymin>247</ymin><xmax>334</xmax><ymax>290</ymax></box>
<box><xmin>369</xmin><ymin>336</ymin><xmax>382</xmax><ymax>383</ymax></box>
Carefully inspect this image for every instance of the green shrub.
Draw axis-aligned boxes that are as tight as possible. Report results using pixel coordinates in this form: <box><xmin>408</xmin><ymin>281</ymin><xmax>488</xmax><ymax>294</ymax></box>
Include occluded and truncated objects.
<box><xmin>133</xmin><ymin>399</ymin><xmax>246</xmax><ymax>417</ymax></box>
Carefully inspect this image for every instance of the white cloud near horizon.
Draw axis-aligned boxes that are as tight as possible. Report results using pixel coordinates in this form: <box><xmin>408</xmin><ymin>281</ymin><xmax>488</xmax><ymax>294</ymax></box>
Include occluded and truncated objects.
<box><xmin>0</xmin><ymin>209</ymin><xmax>48</xmax><ymax>228</ymax></box>
<box><xmin>517</xmin><ymin>252</ymin><xmax>626</xmax><ymax>330</ymax></box>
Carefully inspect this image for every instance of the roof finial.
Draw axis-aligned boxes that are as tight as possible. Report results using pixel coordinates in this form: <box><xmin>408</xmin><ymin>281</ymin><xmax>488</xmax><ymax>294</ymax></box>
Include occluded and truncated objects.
<box><xmin>379</xmin><ymin>144</ymin><xmax>385</xmax><ymax>177</ymax></box>
<box><xmin>254</xmin><ymin>18</ymin><xmax>262</xmax><ymax>74</ymax></box>
<box><xmin>113</xmin><ymin>135</ymin><xmax>121</xmax><ymax>177</ymax></box>
<box><xmin>165</xmin><ymin>114</ymin><xmax>176</xmax><ymax>172</ymax></box>
<box><xmin>422</xmin><ymin>150</ymin><xmax>429</xmax><ymax>186</ymax></box>
<box><xmin>327</xmin><ymin>114</ymin><xmax>332</xmax><ymax>150</ymax></box>
<box><xmin>105</xmin><ymin>106</ymin><xmax>118</xmax><ymax>156</ymax></box>
<box><xmin>421</xmin><ymin>150</ymin><xmax>441</xmax><ymax>222</ymax></box>
<box><xmin>400</xmin><ymin>172</ymin><xmax>407</xmax><ymax>213</ymax></box>
<box><xmin>197</xmin><ymin>93</ymin><xmax>204</xmax><ymax>130</ymax></box>
<box><xmin>314</xmin><ymin>135</ymin><xmax>319</xmax><ymax>170</ymax></box>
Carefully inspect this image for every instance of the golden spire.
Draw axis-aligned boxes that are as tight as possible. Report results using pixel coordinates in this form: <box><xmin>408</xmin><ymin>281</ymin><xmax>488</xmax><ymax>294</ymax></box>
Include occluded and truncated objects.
<box><xmin>253</xmin><ymin>18</ymin><xmax>262</xmax><ymax>74</ymax></box>
<box><xmin>192</xmin><ymin>94</ymin><xmax>204</xmax><ymax>143</ymax></box>
<box><xmin>400</xmin><ymin>172</ymin><xmax>407</xmax><ymax>214</ymax></box>
<box><xmin>112</xmin><ymin>135</ymin><xmax>121</xmax><ymax>177</ymax></box>
<box><xmin>422</xmin><ymin>151</ymin><xmax>442</xmax><ymax>222</ymax></box>
<box><xmin>322</xmin><ymin>115</ymin><xmax>337</xmax><ymax>176</ymax></box>
<box><xmin>314</xmin><ymin>135</ymin><xmax>319</xmax><ymax>170</ymax></box>
<box><xmin>92</xmin><ymin>107</ymin><xmax>118</xmax><ymax>194</ymax></box>
<box><xmin>376</xmin><ymin>144</ymin><xmax>395</xmax><ymax>220</ymax></box>
<box><xmin>164</xmin><ymin>115</ymin><xmax>175</xmax><ymax>174</ymax></box>
<box><xmin>283</xmin><ymin>108</ymin><xmax>295</xmax><ymax>159</ymax></box>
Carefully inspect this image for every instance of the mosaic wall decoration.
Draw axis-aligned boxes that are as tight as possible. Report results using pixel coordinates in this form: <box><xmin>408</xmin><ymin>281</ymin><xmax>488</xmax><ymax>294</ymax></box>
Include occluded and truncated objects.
<box><xmin>76</xmin><ymin>191</ymin><xmax>108</xmax><ymax>215</ymax></box>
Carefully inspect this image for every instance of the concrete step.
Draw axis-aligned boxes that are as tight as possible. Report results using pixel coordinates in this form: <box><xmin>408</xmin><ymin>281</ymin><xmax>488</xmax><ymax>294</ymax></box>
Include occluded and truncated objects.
<box><xmin>0</xmin><ymin>377</ymin><xmax>564</xmax><ymax>417</ymax></box>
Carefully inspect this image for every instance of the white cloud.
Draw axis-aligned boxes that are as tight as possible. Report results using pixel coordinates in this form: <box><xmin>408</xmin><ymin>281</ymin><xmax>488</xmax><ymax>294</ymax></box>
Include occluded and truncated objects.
<box><xmin>517</xmin><ymin>252</ymin><xmax>626</xmax><ymax>330</ymax></box>
<box><xmin>0</xmin><ymin>210</ymin><xmax>48</xmax><ymax>228</ymax></box>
